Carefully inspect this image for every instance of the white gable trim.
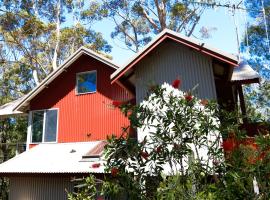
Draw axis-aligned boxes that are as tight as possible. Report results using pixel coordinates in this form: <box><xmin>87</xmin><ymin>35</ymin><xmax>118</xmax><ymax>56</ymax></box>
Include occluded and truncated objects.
<box><xmin>14</xmin><ymin>47</ymin><xmax>119</xmax><ymax>112</ymax></box>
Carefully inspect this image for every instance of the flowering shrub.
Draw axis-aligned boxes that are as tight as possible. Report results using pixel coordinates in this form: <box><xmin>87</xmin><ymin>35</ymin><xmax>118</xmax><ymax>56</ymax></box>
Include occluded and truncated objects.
<box><xmin>171</xmin><ymin>78</ymin><xmax>181</xmax><ymax>88</ymax></box>
<box><xmin>69</xmin><ymin>79</ymin><xmax>270</xmax><ymax>199</ymax></box>
<box><xmin>102</xmin><ymin>81</ymin><xmax>225</xmax><ymax>199</ymax></box>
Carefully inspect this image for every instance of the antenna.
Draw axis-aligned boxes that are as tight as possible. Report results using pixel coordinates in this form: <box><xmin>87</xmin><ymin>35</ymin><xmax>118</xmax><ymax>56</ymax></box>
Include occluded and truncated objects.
<box><xmin>232</xmin><ymin>1</ymin><xmax>241</xmax><ymax>61</ymax></box>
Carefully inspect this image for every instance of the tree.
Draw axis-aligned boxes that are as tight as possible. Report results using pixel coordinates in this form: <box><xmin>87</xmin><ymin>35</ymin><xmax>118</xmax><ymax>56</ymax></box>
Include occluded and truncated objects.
<box><xmin>84</xmin><ymin>0</ymin><xmax>215</xmax><ymax>52</ymax></box>
<box><xmin>0</xmin><ymin>60</ymin><xmax>28</xmax><ymax>198</ymax></box>
<box><xmin>241</xmin><ymin>0</ymin><xmax>270</xmax><ymax>121</ymax></box>
<box><xmin>0</xmin><ymin>0</ymin><xmax>111</xmax><ymax>85</ymax></box>
<box><xmin>242</xmin><ymin>0</ymin><xmax>270</xmax><ymax>79</ymax></box>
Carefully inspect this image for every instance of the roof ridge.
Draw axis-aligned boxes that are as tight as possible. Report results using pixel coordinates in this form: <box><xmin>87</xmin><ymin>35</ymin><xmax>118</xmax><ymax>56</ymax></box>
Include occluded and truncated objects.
<box><xmin>111</xmin><ymin>28</ymin><xmax>239</xmax><ymax>82</ymax></box>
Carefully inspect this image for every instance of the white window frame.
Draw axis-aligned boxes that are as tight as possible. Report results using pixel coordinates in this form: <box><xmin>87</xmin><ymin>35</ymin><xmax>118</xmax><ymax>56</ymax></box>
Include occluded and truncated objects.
<box><xmin>76</xmin><ymin>70</ymin><xmax>97</xmax><ymax>95</ymax></box>
<box><xmin>29</xmin><ymin>108</ymin><xmax>59</xmax><ymax>144</ymax></box>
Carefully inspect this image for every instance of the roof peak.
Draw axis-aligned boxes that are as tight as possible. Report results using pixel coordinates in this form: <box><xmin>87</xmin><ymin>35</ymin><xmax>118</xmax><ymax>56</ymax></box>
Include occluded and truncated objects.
<box><xmin>13</xmin><ymin>47</ymin><xmax>119</xmax><ymax>112</ymax></box>
<box><xmin>111</xmin><ymin>28</ymin><xmax>239</xmax><ymax>83</ymax></box>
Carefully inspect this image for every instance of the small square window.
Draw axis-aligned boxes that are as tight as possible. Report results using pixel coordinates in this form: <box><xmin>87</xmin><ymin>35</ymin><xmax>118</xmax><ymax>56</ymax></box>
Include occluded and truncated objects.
<box><xmin>76</xmin><ymin>71</ymin><xmax>97</xmax><ymax>94</ymax></box>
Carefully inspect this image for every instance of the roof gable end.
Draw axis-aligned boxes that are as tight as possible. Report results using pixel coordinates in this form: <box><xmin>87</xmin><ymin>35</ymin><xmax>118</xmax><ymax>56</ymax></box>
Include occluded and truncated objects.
<box><xmin>111</xmin><ymin>29</ymin><xmax>239</xmax><ymax>83</ymax></box>
<box><xmin>14</xmin><ymin>47</ymin><xmax>119</xmax><ymax>112</ymax></box>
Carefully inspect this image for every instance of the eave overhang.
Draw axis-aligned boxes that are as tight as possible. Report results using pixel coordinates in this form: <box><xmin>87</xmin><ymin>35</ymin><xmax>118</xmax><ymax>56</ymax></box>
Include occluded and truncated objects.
<box><xmin>231</xmin><ymin>61</ymin><xmax>260</xmax><ymax>85</ymax></box>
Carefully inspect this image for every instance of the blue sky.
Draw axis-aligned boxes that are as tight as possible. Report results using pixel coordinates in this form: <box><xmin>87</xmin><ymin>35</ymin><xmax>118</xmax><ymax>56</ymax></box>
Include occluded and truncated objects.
<box><xmin>92</xmin><ymin>1</ymin><xmax>251</xmax><ymax>65</ymax></box>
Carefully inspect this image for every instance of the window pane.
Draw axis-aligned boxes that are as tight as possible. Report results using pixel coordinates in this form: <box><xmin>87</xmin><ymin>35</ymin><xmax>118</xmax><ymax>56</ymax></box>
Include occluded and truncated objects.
<box><xmin>44</xmin><ymin>110</ymin><xmax>58</xmax><ymax>142</ymax></box>
<box><xmin>77</xmin><ymin>71</ymin><xmax>96</xmax><ymax>94</ymax></box>
<box><xmin>32</xmin><ymin>111</ymin><xmax>44</xmax><ymax>143</ymax></box>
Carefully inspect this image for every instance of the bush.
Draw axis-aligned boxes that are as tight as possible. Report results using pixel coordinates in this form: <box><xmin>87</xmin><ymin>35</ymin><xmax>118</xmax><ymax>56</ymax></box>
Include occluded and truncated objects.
<box><xmin>69</xmin><ymin>80</ymin><xmax>270</xmax><ymax>200</ymax></box>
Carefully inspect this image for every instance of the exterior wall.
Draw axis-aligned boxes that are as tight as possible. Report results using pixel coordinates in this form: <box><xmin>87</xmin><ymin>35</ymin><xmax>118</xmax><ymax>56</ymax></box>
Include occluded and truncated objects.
<box><xmin>29</xmin><ymin>54</ymin><xmax>132</xmax><ymax>144</ymax></box>
<box><xmin>9</xmin><ymin>176</ymin><xmax>74</xmax><ymax>200</ymax></box>
<box><xmin>135</xmin><ymin>40</ymin><xmax>217</xmax><ymax>103</ymax></box>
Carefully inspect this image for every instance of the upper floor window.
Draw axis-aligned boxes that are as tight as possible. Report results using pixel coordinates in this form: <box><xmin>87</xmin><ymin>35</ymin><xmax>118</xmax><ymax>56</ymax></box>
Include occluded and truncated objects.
<box><xmin>31</xmin><ymin>109</ymin><xmax>58</xmax><ymax>143</ymax></box>
<box><xmin>76</xmin><ymin>71</ymin><xmax>97</xmax><ymax>94</ymax></box>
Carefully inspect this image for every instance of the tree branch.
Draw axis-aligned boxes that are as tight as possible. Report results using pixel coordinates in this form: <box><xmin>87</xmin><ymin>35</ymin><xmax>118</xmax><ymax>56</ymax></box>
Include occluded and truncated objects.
<box><xmin>176</xmin><ymin>8</ymin><xmax>198</xmax><ymax>32</ymax></box>
<box><xmin>141</xmin><ymin>8</ymin><xmax>159</xmax><ymax>30</ymax></box>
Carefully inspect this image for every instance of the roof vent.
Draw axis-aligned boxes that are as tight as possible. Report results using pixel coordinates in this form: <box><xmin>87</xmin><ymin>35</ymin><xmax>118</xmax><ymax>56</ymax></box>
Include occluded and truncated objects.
<box><xmin>70</xmin><ymin>149</ymin><xmax>76</xmax><ymax>153</ymax></box>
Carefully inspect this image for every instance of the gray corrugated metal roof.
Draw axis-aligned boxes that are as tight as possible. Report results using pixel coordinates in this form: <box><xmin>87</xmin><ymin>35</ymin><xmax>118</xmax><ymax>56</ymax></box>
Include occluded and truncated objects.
<box><xmin>231</xmin><ymin>61</ymin><xmax>260</xmax><ymax>82</ymax></box>
<box><xmin>0</xmin><ymin>142</ymin><xmax>106</xmax><ymax>174</ymax></box>
<box><xmin>0</xmin><ymin>97</ymin><xmax>25</xmax><ymax>118</ymax></box>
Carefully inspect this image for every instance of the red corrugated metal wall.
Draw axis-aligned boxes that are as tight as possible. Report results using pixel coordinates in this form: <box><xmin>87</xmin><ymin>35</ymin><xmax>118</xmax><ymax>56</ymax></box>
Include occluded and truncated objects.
<box><xmin>30</xmin><ymin>54</ymin><xmax>132</xmax><ymax>143</ymax></box>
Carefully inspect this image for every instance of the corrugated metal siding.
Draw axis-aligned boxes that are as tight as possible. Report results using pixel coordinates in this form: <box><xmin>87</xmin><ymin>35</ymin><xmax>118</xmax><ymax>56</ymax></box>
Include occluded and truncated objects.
<box><xmin>30</xmin><ymin>55</ymin><xmax>132</xmax><ymax>143</ymax></box>
<box><xmin>135</xmin><ymin>41</ymin><xmax>217</xmax><ymax>103</ymax></box>
<box><xmin>9</xmin><ymin>176</ymin><xmax>74</xmax><ymax>200</ymax></box>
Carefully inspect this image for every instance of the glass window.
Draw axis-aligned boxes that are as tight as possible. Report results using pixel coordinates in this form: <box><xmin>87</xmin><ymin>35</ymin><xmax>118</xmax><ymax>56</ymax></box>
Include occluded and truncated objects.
<box><xmin>32</xmin><ymin>111</ymin><xmax>44</xmax><ymax>143</ymax></box>
<box><xmin>77</xmin><ymin>71</ymin><xmax>97</xmax><ymax>94</ymax></box>
<box><xmin>44</xmin><ymin>110</ymin><xmax>58</xmax><ymax>142</ymax></box>
<box><xmin>31</xmin><ymin>109</ymin><xmax>58</xmax><ymax>143</ymax></box>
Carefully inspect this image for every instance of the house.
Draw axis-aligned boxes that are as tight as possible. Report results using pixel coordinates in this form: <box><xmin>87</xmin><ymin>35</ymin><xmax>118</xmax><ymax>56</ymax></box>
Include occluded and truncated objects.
<box><xmin>0</xmin><ymin>47</ymin><xmax>134</xmax><ymax>199</ymax></box>
<box><xmin>0</xmin><ymin>29</ymin><xmax>260</xmax><ymax>199</ymax></box>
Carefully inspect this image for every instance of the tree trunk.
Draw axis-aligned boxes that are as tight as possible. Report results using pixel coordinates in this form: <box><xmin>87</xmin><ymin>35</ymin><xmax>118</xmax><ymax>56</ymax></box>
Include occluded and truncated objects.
<box><xmin>52</xmin><ymin>0</ymin><xmax>61</xmax><ymax>70</ymax></box>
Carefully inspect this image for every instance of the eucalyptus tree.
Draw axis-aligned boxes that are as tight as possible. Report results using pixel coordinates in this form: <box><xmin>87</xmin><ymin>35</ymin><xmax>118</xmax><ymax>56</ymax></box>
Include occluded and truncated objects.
<box><xmin>82</xmin><ymin>0</ymin><xmax>216</xmax><ymax>52</ymax></box>
<box><xmin>242</xmin><ymin>0</ymin><xmax>270</xmax><ymax>79</ymax></box>
<box><xmin>0</xmin><ymin>0</ymin><xmax>111</xmax><ymax>85</ymax></box>
<box><xmin>241</xmin><ymin>0</ymin><xmax>270</xmax><ymax>121</ymax></box>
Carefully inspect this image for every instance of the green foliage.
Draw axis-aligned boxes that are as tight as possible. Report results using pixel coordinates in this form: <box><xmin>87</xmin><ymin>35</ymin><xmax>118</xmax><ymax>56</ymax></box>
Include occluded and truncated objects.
<box><xmin>72</xmin><ymin>82</ymin><xmax>270</xmax><ymax>199</ymax></box>
<box><xmin>102</xmin><ymin>83</ymin><xmax>225</xmax><ymax>199</ymax></box>
<box><xmin>157</xmin><ymin>174</ymin><xmax>217</xmax><ymax>200</ymax></box>
<box><xmin>68</xmin><ymin>176</ymin><xmax>98</xmax><ymax>200</ymax></box>
<box><xmin>242</xmin><ymin>0</ymin><xmax>270</xmax><ymax>79</ymax></box>
<box><xmin>245</xmin><ymin>81</ymin><xmax>270</xmax><ymax>122</ymax></box>
<box><xmin>0</xmin><ymin>0</ymin><xmax>111</xmax><ymax>86</ymax></box>
<box><xmin>242</xmin><ymin>0</ymin><xmax>270</xmax><ymax>121</ymax></box>
<box><xmin>98</xmin><ymin>0</ymin><xmax>216</xmax><ymax>52</ymax></box>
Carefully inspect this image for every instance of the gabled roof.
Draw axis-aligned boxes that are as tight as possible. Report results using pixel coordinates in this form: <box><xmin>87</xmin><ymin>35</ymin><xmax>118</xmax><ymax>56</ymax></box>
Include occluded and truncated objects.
<box><xmin>0</xmin><ymin>97</ymin><xmax>25</xmax><ymax>118</ymax></box>
<box><xmin>231</xmin><ymin>60</ymin><xmax>260</xmax><ymax>84</ymax></box>
<box><xmin>111</xmin><ymin>29</ymin><xmax>239</xmax><ymax>83</ymax></box>
<box><xmin>14</xmin><ymin>47</ymin><xmax>119</xmax><ymax>112</ymax></box>
<box><xmin>0</xmin><ymin>142</ymin><xmax>106</xmax><ymax>174</ymax></box>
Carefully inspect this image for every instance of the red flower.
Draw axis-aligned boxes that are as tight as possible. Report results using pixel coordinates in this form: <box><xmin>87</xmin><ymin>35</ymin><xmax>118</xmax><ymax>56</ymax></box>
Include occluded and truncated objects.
<box><xmin>140</xmin><ymin>151</ymin><xmax>149</xmax><ymax>160</ymax></box>
<box><xmin>112</xmin><ymin>101</ymin><xmax>123</xmax><ymax>107</ymax></box>
<box><xmin>200</xmin><ymin>99</ymin><xmax>208</xmax><ymax>106</ymax></box>
<box><xmin>97</xmin><ymin>197</ymin><xmax>104</xmax><ymax>200</ymax></box>
<box><xmin>248</xmin><ymin>156</ymin><xmax>258</xmax><ymax>164</ymax></box>
<box><xmin>172</xmin><ymin>78</ymin><xmax>181</xmax><ymax>88</ymax></box>
<box><xmin>111</xmin><ymin>167</ymin><xmax>119</xmax><ymax>177</ymax></box>
<box><xmin>156</xmin><ymin>146</ymin><xmax>162</xmax><ymax>153</ymax></box>
<box><xmin>185</xmin><ymin>94</ymin><xmax>193</xmax><ymax>102</ymax></box>
<box><xmin>258</xmin><ymin>151</ymin><xmax>266</xmax><ymax>161</ymax></box>
<box><xmin>91</xmin><ymin>163</ymin><xmax>101</xmax><ymax>168</ymax></box>
<box><xmin>222</xmin><ymin>139</ymin><xmax>238</xmax><ymax>152</ymax></box>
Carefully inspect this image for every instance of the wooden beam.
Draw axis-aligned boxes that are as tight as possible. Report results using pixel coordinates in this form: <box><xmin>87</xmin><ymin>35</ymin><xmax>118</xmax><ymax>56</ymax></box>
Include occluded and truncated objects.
<box><xmin>237</xmin><ymin>84</ymin><xmax>248</xmax><ymax>124</ymax></box>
